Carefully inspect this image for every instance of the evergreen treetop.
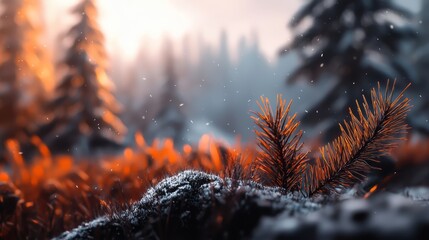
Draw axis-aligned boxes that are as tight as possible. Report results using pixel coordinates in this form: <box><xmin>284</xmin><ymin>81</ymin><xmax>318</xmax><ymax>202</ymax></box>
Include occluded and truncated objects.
<box><xmin>39</xmin><ymin>0</ymin><xmax>126</xmax><ymax>154</ymax></box>
<box><xmin>281</xmin><ymin>0</ymin><xmax>416</xmax><ymax>140</ymax></box>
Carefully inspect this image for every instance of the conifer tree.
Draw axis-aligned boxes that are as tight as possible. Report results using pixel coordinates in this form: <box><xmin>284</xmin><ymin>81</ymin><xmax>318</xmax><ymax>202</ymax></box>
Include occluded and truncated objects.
<box><xmin>216</xmin><ymin>31</ymin><xmax>235</xmax><ymax>132</ymax></box>
<box><xmin>412</xmin><ymin>1</ymin><xmax>429</xmax><ymax>136</ymax></box>
<box><xmin>39</xmin><ymin>0</ymin><xmax>126</xmax><ymax>153</ymax></box>
<box><xmin>149</xmin><ymin>38</ymin><xmax>186</xmax><ymax>144</ymax></box>
<box><xmin>281</xmin><ymin>0</ymin><xmax>416</xmax><ymax>140</ymax></box>
<box><xmin>0</xmin><ymin>0</ymin><xmax>52</xmax><ymax>147</ymax></box>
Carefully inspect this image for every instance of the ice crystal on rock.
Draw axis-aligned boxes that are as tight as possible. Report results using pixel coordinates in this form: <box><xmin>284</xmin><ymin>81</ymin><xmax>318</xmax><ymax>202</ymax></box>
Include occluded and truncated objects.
<box><xmin>56</xmin><ymin>170</ymin><xmax>321</xmax><ymax>239</ymax></box>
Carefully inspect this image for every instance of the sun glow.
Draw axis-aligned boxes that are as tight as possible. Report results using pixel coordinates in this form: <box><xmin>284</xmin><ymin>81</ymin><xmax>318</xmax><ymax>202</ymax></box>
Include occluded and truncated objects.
<box><xmin>99</xmin><ymin>0</ymin><xmax>192</xmax><ymax>57</ymax></box>
<box><xmin>44</xmin><ymin>0</ymin><xmax>192</xmax><ymax>59</ymax></box>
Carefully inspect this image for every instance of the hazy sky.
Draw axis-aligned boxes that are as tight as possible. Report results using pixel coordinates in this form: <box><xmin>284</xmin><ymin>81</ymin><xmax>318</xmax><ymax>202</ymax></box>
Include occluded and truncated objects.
<box><xmin>43</xmin><ymin>0</ymin><xmax>301</xmax><ymax>60</ymax></box>
<box><xmin>43</xmin><ymin>0</ymin><xmax>421</xmax><ymax>60</ymax></box>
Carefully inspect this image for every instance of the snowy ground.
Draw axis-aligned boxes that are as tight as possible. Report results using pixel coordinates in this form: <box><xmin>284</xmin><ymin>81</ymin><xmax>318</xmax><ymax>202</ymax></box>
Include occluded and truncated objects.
<box><xmin>56</xmin><ymin>170</ymin><xmax>429</xmax><ymax>240</ymax></box>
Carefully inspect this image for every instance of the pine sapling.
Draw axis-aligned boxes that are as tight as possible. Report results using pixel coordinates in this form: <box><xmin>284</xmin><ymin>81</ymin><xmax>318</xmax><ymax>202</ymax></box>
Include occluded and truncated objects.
<box><xmin>252</xmin><ymin>95</ymin><xmax>308</xmax><ymax>192</ymax></box>
<box><xmin>305</xmin><ymin>81</ymin><xmax>411</xmax><ymax>195</ymax></box>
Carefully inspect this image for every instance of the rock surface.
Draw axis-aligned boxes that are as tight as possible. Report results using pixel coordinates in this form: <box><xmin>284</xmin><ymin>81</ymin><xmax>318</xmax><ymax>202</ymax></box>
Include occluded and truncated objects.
<box><xmin>56</xmin><ymin>170</ymin><xmax>429</xmax><ymax>240</ymax></box>
<box><xmin>56</xmin><ymin>170</ymin><xmax>320</xmax><ymax>239</ymax></box>
<box><xmin>253</xmin><ymin>192</ymin><xmax>429</xmax><ymax>240</ymax></box>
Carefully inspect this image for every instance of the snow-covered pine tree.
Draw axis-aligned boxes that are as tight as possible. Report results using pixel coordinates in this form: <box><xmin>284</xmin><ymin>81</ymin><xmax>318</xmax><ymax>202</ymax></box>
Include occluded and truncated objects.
<box><xmin>281</xmin><ymin>0</ymin><xmax>416</xmax><ymax>140</ymax></box>
<box><xmin>39</xmin><ymin>0</ymin><xmax>126</xmax><ymax>154</ymax></box>
<box><xmin>149</xmin><ymin>37</ymin><xmax>186</xmax><ymax>145</ymax></box>
<box><xmin>0</xmin><ymin>0</ymin><xmax>52</xmax><ymax>148</ymax></box>
<box><xmin>412</xmin><ymin>1</ymin><xmax>429</xmax><ymax>136</ymax></box>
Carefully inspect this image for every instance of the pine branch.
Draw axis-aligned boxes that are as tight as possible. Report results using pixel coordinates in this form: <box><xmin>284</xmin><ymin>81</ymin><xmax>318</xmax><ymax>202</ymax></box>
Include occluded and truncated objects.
<box><xmin>252</xmin><ymin>95</ymin><xmax>308</xmax><ymax>191</ymax></box>
<box><xmin>306</xmin><ymin>81</ymin><xmax>411</xmax><ymax>195</ymax></box>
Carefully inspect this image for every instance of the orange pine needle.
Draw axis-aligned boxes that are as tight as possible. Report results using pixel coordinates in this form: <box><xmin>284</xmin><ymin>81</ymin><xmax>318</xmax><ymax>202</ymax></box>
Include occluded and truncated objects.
<box><xmin>305</xmin><ymin>81</ymin><xmax>411</xmax><ymax>195</ymax></box>
<box><xmin>252</xmin><ymin>95</ymin><xmax>308</xmax><ymax>191</ymax></box>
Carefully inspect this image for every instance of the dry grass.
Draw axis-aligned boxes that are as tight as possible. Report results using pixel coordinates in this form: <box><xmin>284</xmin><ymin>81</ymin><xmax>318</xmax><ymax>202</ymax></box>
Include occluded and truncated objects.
<box><xmin>0</xmin><ymin>133</ymin><xmax>256</xmax><ymax>239</ymax></box>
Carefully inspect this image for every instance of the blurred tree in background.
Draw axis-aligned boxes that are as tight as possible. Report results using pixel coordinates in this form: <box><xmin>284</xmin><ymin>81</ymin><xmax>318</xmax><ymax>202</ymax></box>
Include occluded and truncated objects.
<box><xmin>147</xmin><ymin>37</ymin><xmax>186</xmax><ymax>145</ymax></box>
<box><xmin>0</xmin><ymin>0</ymin><xmax>52</xmax><ymax>154</ymax></box>
<box><xmin>282</xmin><ymin>0</ymin><xmax>416</xmax><ymax>140</ymax></box>
<box><xmin>39</xmin><ymin>0</ymin><xmax>126</xmax><ymax>154</ymax></box>
<box><xmin>412</xmin><ymin>1</ymin><xmax>429</xmax><ymax>136</ymax></box>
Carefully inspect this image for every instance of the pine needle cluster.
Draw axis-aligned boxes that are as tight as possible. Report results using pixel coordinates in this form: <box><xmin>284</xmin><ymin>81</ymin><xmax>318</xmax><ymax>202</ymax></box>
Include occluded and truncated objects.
<box><xmin>252</xmin><ymin>96</ymin><xmax>308</xmax><ymax>191</ymax></box>
<box><xmin>252</xmin><ymin>81</ymin><xmax>411</xmax><ymax>195</ymax></box>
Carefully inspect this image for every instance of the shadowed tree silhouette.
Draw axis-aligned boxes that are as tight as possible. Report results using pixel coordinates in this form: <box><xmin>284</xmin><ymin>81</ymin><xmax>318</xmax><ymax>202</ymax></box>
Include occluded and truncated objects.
<box><xmin>281</xmin><ymin>0</ymin><xmax>416</xmax><ymax>141</ymax></box>
<box><xmin>39</xmin><ymin>0</ymin><xmax>126</xmax><ymax>154</ymax></box>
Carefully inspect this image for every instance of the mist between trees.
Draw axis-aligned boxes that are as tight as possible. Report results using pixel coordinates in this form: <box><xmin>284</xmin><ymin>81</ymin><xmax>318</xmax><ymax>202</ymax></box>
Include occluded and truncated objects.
<box><xmin>0</xmin><ymin>0</ymin><xmax>428</xmax><ymax>159</ymax></box>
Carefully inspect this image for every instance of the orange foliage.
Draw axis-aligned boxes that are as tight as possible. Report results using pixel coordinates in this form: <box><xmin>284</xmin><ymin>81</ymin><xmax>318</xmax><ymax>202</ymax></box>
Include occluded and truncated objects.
<box><xmin>305</xmin><ymin>82</ymin><xmax>410</xmax><ymax>195</ymax></box>
<box><xmin>0</xmin><ymin>83</ymin><xmax>415</xmax><ymax>238</ymax></box>
<box><xmin>364</xmin><ymin>185</ymin><xmax>378</xmax><ymax>199</ymax></box>
<box><xmin>0</xmin><ymin>133</ymin><xmax>255</xmax><ymax>239</ymax></box>
<box><xmin>394</xmin><ymin>139</ymin><xmax>429</xmax><ymax>167</ymax></box>
<box><xmin>0</xmin><ymin>172</ymin><xmax>9</xmax><ymax>182</ymax></box>
<box><xmin>252</xmin><ymin>95</ymin><xmax>308</xmax><ymax>191</ymax></box>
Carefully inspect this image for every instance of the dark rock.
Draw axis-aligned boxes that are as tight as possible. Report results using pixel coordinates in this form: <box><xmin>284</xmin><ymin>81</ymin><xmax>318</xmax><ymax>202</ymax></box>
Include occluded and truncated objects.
<box><xmin>378</xmin><ymin>162</ymin><xmax>429</xmax><ymax>191</ymax></box>
<box><xmin>252</xmin><ymin>193</ymin><xmax>429</xmax><ymax>240</ymax></box>
<box><xmin>0</xmin><ymin>182</ymin><xmax>20</xmax><ymax>223</ymax></box>
<box><xmin>55</xmin><ymin>171</ymin><xmax>429</xmax><ymax>240</ymax></box>
<box><xmin>55</xmin><ymin>170</ymin><xmax>320</xmax><ymax>240</ymax></box>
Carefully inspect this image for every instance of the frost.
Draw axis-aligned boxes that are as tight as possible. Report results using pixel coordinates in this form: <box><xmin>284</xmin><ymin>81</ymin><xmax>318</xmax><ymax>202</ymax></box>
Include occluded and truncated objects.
<box><xmin>56</xmin><ymin>170</ymin><xmax>321</xmax><ymax>239</ymax></box>
<box><xmin>253</xmin><ymin>193</ymin><xmax>429</xmax><ymax>240</ymax></box>
<box><xmin>56</xmin><ymin>217</ymin><xmax>110</xmax><ymax>240</ymax></box>
<box><xmin>403</xmin><ymin>187</ymin><xmax>429</xmax><ymax>202</ymax></box>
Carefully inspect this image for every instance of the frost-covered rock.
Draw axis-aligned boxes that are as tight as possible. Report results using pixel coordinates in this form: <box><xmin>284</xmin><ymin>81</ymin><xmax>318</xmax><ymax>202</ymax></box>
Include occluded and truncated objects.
<box><xmin>54</xmin><ymin>171</ymin><xmax>429</xmax><ymax>240</ymax></box>
<box><xmin>401</xmin><ymin>187</ymin><xmax>429</xmax><ymax>204</ymax></box>
<box><xmin>252</xmin><ymin>193</ymin><xmax>429</xmax><ymax>240</ymax></box>
<box><xmin>56</xmin><ymin>170</ymin><xmax>320</xmax><ymax>239</ymax></box>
